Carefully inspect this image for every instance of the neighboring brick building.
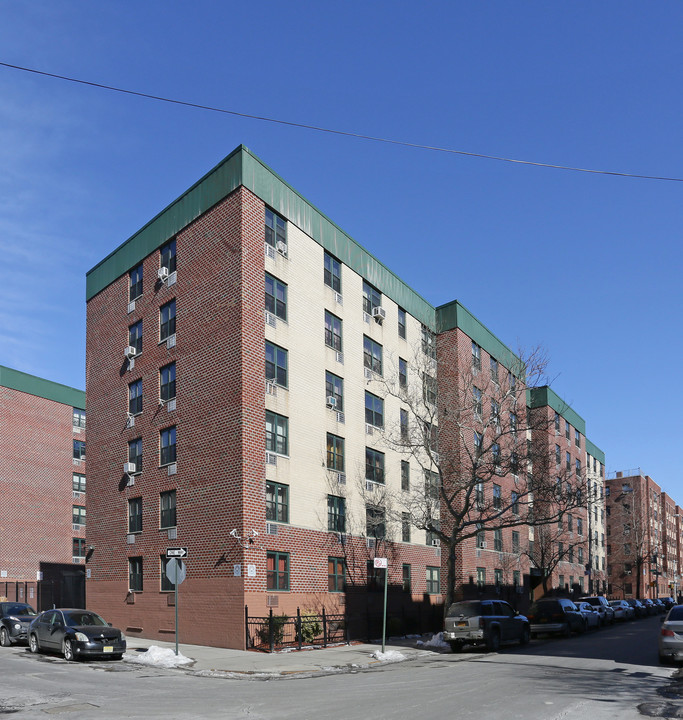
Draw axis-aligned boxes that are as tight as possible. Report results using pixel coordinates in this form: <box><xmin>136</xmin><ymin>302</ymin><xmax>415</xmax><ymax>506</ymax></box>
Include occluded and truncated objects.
<box><xmin>0</xmin><ymin>365</ymin><xmax>86</xmax><ymax>609</ymax></box>
<box><xmin>585</xmin><ymin>439</ymin><xmax>607</xmax><ymax>594</ymax></box>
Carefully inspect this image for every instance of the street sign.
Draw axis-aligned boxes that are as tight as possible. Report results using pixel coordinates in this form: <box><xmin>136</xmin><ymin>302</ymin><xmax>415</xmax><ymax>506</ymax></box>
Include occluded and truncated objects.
<box><xmin>166</xmin><ymin>547</ymin><xmax>188</xmax><ymax>559</ymax></box>
<box><xmin>165</xmin><ymin>558</ymin><xmax>186</xmax><ymax>585</ymax></box>
<box><xmin>374</xmin><ymin>557</ymin><xmax>388</xmax><ymax>569</ymax></box>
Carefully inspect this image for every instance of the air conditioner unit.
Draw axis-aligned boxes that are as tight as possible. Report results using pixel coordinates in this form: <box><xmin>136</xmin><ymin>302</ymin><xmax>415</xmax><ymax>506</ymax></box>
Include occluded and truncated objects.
<box><xmin>326</xmin><ymin>396</ymin><xmax>337</xmax><ymax>409</ymax></box>
<box><xmin>366</xmin><ymin>538</ymin><xmax>376</xmax><ymax>548</ymax></box>
<box><xmin>336</xmin><ymin>411</ymin><xmax>345</xmax><ymax>424</ymax></box>
<box><xmin>337</xmin><ymin>473</ymin><xmax>346</xmax><ymax>485</ymax></box>
<box><xmin>266</xmin><ymin>522</ymin><xmax>278</xmax><ymax>535</ymax></box>
<box><xmin>364</xmin><ymin>368</ymin><xmax>373</xmax><ymax>380</ymax></box>
<box><xmin>264</xmin><ymin>242</ymin><xmax>275</xmax><ymax>260</ymax></box>
<box><xmin>265</xmin><ymin>452</ymin><xmax>277</xmax><ymax>466</ymax></box>
<box><xmin>335</xmin><ymin>351</ymin><xmax>344</xmax><ymax>364</ymax></box>
<box><xmin>372</xmin><ymin>306</ymin><xmax>386</xmax><ymax>322</ymax></box>
<box><xmin>266</xmin><ymin>381</ymin><xmax>277</xmax><ymax>396</ymax></box>
<box><xmin>432</xmin><ymin>539</ymin><xmax>441</xmax><ymax>547</ymax></box>
<box><xmin>123</xmin><ymin>462</ymin><xmax>136</xmax><ymax>475</ymax></box>
<box><xmin>365</xmin><ymin>480</ymin><xmax>375</xmax><ymax>492</ymax></box>
<box><xmin>334</xmin><ymin>292</ymin><xmax>343</xmax><ymax>305</ymax></box>
<box><xmin>276</xmin><ymin>241</ymin><xmax>288</xmax><ymax>256</ymax></box>
<box><xmin>365</xmin><ymin>423</ymin><xmax>374</xmax><ymax>435</ymax></box>
<box><xmin>480</xmin><ymin>541</ymin><xmax>488</xmax><ymax>549</ymax></box>
<box><xmin>126</xmin><ymin>412</ymin><xmax>135</xmax><ymax>427</ymax></box>
<box><xmin>158</xmin><ymin>266</ymin><xmax>170</xmax><ymax>282</ymax></box>
<box><xmin>337</xmin><ymin>533</ymin><xmax>347</xmax><ymax>544</ymax></box>
<box><xmin>124</xmin><ymin>346</ymin><xmax>137</xmax><ymax>359</ymax></box>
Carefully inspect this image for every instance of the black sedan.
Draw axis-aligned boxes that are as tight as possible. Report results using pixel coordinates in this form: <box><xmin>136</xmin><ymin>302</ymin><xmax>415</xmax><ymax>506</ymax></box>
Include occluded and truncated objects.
<box><xmin>29</xmin><ymin>609</ymin><xmax>126</xmax><ymax>661</ymax></box>
<box><xmin>0</xmin><ymin>602</ymin><xmax>37</xmax><ymax>646</ymax></box>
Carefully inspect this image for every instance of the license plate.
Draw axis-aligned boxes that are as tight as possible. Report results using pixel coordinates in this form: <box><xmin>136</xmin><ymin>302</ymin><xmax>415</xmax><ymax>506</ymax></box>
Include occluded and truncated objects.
<box><xmin>103</xmin><ymin>646</ymin><xmax>113</xmax><ymax>653</ymax></box>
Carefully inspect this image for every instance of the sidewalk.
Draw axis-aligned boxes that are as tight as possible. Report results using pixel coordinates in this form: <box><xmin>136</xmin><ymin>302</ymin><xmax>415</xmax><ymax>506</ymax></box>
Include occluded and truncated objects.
<box><xmin>124</xmin><ymin>636</ymin><xmax>444</xmax><ymax>678</ymax></box>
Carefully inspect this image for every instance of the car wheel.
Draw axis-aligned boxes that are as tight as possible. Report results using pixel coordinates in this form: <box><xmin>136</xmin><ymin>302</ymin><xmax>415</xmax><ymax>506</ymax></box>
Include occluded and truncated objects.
<box><xmin>486</xmin><ymin>629</ymin><xmax>501</xmax><ymax>653</ymax></box>
<box><xmin>519</xmin><ymin>626</ymin><xmax>530</xmax><ymax>646</ymax></box>
<box><xmin>63</xmin><ymin>639</ymin><xmax>75</xmax><ymax>661</ymax></box>
<box><xmin>449</xmin><ymin>641</ymin><xmax>463</xmax><ymax>653</ymax></box>
<box><xmin>0</xmin><ymin>627</ymin><xmax>11</xmax><ymax>647</ymax></box>
<box><xmin>29</xmin><ymin>634</ymin><xmax>40</xmax><ymax>654</ymax></box>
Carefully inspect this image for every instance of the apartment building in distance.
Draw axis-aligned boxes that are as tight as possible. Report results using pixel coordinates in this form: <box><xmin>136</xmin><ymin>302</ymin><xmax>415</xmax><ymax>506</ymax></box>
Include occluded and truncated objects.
<box><xmin>0</xmin><ymin>365</ymin><xmax>86</xmax><ymax>609</ymax></box>
<box><xmin>585</xmin><ymin>439</ymin><xmax>607</xmax><ymax>594</ymax></box>
<box><xmin>606</xmin><ymin>471</ymin><xmax>682</xmax><ymax>600</ymax></box>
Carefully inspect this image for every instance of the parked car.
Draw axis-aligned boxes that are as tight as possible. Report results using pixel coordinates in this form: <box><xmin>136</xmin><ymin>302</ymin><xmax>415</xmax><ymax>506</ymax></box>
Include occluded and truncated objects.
<box><xmin>659</xmin><ymin>604</ymin><xmax>683</xmax><ymax>664</ymax></box>
<box><xmin>652</xmin><ymin>599</ymin><xmax>667</xmax><ymax>613</ymax></box>
<box><xmin>659</xmin><ymin>597</ymin><xmax>676</xmax><ymax>611</ymax></box>
<box><xmin>29</xmin><ymin>609</ymin><xmax>126</xmax><ymax>661</ymax></box>
<box><xmin>527</xmin><ymin>598</ymin><xmax>585</xmax><ymax>637</ymax></box>
<box><xmin>576</xmin><ymin>601</ymin><xmax>601</xmax><ymax>630</ymax></box>
<box><xmin>443</xmin><ymin>599</ymin><xmax>530</xmax><ymax>652</ymax></box>
<box><xmin>626</xmin><ymin>598</ymin><xmax>647</xmax><ymax>618</ymax></box>
<box><xmin>640</xmin><ymin>598</ymin><xmax>656</xmax><ymax>615</ymax></box>
<box><xmin>0</xmin><ymin>602</ymin><xmax>37</xmax><ymax>647</ymax></box>
<box><xmin>610</xmin><ymin>600</ymin><xmax>635</xmax><ymax>620</ymax></box>
<box><xmin>578</xmin><ymin>596</ymin><xmax>615</xmax><ymax>625</ymax></box>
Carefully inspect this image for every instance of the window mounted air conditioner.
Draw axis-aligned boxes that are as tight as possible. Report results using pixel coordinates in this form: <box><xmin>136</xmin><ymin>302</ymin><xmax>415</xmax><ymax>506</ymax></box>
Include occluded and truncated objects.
<box><xmin>365</xmin><ymin>423</ymin><xmax>374</xmax><ymax>435</ymax></box>
<box><xmin>372</xmin><ymin>306</ymin><xmax>386</xmax><ymax>322</ymax></box>
<box><xmin>266</xmin><ymin>381</ymin><xmax>277</xmax><ymax>396</ymax></box>
<box><xmin>265</xmin><ymin>452</ymin><xmax>277</xmax><ymax>466</ymax></box>
<box><xmin>266</xmin><ymin>522</ymin><xmax>278</xmax><ymax>535</ymax></box>
<box><xmin>432</xmin><ymin>539</ymin><xmax>441</xmax><ymax>547</ymax></box>
<box><xmin>158</xmin><ymin>267</ymin><xmax>170</xmax><ymax>283</ymax></box>
<box><xmin>124</xmin><ymin>346</ymin><xmax>137</xmax><ymax>359</ymax></box>
<box><xmin>336</xmin><ymin>411</ymin><xmax>345</xmax><ymax>424</ymax></box>
<box><xmin>264</xmin><ymin>242</ymin><xmax>275</xmax><ymax>260</ymax></box>
<box><xmin>124</xmin><ymin>462</ymin><xmax>136</xmax><ymax>475</ymax></box>
<box><xmin>363</xmin><ymin>311</ymin><xmax>371</xmax><ymax>324</ymax></box>
<box><xmin>480</xmin><ymin>541</ymin><xmax>488</xmax><ymax>549</ymax></box>
<box><xmin>366</xmin><ymin>538</ymin><xmax>376</xmax><ymax>548</ymax></box>
<box><xmin>276</xmin><ymin>241</ymin><xmax>288</xmax><ymax>256</ymax></box>
<box><xmin>326</xmin><ymin>396</ymin><xmax>337</xmax><ymax>408</ymax></box>
<box><xmin>365</xmin><ymin>480</ymin><xmax>376</xmax><ymax>492</ymax></box>
<box><xmin>265</xmin><ymin>311</ymin><xmax>276</xmax><ymax>328</ymax></box>
<box><xmin>364</xmin><ymin>368</ymin><xmax>373</xmax><ymax>380</ymax></box>
<box><xmin>337</xmin><ymin>473</ymin><xmax>346</xmax><ymax>485</ymax></box>
<box><xmin>334</xmin><ymin>292</ymin><xmax>343</xmax><ymax>305</ymax></box>
<box><xmin>126</xmin><ymin>413</ymin><xmax>135</xmax><ymax>428</ymax></box>
<box><xmin>335</xmin><ymin>351</ymin><xmax>344</xmax><ymax>364</ymax></box>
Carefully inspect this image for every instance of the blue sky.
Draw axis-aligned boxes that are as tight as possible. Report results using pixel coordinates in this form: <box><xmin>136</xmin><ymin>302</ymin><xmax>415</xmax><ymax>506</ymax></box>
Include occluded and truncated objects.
<box><xmin>1</xmin><ymin>2</ymin><xmax>681</xmax><ymax>490</ymax></box>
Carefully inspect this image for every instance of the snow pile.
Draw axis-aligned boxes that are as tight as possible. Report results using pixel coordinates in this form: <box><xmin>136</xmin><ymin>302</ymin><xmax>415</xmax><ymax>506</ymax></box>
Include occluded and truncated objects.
<box><xmin>371</xmin><ymin>649</ymin><xmax>406</xmax><ymax>662</ymax></box>
<box><xmin>416</xmin><ymin>632</ymin><xmax>450</xmax><ymax>649</ymax></box>
<box><xmin>124</xmin><ymin>645</ymin><xmax>194</xmax><ymax>668</ymax></box>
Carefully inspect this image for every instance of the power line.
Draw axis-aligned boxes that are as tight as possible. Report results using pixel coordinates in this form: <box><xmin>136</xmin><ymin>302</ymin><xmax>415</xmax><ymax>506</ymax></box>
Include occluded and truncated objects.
<box><xmin>2</xmin><ymin>60</ymin><xmax>682</xmax><ymax>183</ymax></box>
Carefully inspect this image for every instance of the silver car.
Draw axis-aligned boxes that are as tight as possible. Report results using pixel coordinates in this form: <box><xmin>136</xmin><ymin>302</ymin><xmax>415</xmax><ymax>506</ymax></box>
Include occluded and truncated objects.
<box><xmin>444</xmin><ymin>599</ymin><xmax>530</xmax><ymax>653</ymax></box>
<box><xmin>577</xmin><ymin>602</ymin><xmax>601</xmax><ymax>629</ymax></box>
<box><xmin>659</xmin><ymin>605</ymin><xmax>683</xmax><ymax>664</ymax></box>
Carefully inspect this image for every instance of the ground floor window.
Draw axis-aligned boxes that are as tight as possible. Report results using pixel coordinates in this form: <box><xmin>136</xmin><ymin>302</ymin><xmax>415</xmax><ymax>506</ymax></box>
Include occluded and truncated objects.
<box><xmin>128</xmin><ymin>557</ymin><xmax>143</xmax><ymax>592</ymax></box>
<box><xmin>267</xmin><ymin>551</ymin><xmax>289</xmax><ymax>591</ymax></box>
<box><xmin>426</xmin><ymin>566</ymin><xmax>440</xmax><ymax>594</ymax></box>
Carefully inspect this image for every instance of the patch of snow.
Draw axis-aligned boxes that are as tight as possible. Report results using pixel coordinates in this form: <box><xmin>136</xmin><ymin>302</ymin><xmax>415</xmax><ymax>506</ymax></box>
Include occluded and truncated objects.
<box><xmin>416</xmin><ymin>632</ymin><xmax>450</xmax><ymax>649</ymax></box>
<box><xmin>124</xmin><ymin>645</ymin><xmax>193</xmax><ymax>668</ymax></box>
<box><xmin>371</xmin><ymin>650</ymin><xmax>406</xmax><ymax>662</ymax></box>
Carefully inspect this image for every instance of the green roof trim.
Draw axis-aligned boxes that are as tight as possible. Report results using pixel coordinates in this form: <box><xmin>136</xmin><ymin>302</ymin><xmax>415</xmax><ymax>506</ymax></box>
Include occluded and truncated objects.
<box><xmin>435</xmin><ymin>300</ymin><xmax>520</xmax><ymax>371</ymax></box>
<box><xmin>0</xmin><ymin>365</ymin><xmax>85</xmax><ymax>409</ymax></box>
<box><xmin>526</xmin><ymin>386</ymin><xmax>586</xmax><ymax>435</ymax></box>
<box><xmin>86</xmin><ymin>145</ymin><xmax>436</xmax><ymax>328</ymax></box>
<box><xmin>585</xmin><ymin>439</ymin><xmax>605</xmax><ymax>464</ymax></box>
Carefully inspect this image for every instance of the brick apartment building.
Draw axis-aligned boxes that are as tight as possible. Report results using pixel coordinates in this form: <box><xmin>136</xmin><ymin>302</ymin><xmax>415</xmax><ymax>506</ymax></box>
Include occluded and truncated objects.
<box><xmin>606</xmin><ymin>471</ymin><xmax>682</xmax><ymax>600</ymax></box>
<box><xmin>85</xmin><ymin>145</ymin><xmax>606</xmax><ymax>649</ymax></box>
<box><xmin>0</xmin><ymin>365</ymin><xmax>86</xmax><ymax>609</ymax></box>
<box><xmin>585</xmin><ymin>439</ymin><xmax>607</xmax><ymax>594</ymax></box>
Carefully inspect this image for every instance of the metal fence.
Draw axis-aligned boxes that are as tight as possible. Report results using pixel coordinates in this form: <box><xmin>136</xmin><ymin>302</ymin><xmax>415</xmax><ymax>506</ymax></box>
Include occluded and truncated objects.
<box><xmin>245</xmin><ymin>607</ymin><xmax>347</xmax><ymax>652</ymax></box>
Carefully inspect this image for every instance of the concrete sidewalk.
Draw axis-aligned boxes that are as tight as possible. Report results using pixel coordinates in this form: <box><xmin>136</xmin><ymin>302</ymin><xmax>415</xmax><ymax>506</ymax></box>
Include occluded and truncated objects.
<box><xmin>124</xmin><ymin>636</ymin><xmax>442</xmax><ymax>678</ymax></box>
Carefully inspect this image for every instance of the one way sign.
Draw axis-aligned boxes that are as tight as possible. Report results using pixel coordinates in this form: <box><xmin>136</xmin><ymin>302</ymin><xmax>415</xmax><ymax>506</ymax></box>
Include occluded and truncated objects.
<box><xmin>166</xmin><ymin>547</ymin><xmax>188</xmax><ymax>559</ymax></box>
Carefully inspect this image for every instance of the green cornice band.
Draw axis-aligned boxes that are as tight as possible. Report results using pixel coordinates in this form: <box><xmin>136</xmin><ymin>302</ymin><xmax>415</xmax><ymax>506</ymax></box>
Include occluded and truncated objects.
<box><xmin>527</xmin><ymin>386</ymin><xmax>586</xmax><ymax>435</ymax></box>
<box><xmin>0</xmin><ymin>365</ymin><xmax>85</xmax><ymax>409</ymax></box>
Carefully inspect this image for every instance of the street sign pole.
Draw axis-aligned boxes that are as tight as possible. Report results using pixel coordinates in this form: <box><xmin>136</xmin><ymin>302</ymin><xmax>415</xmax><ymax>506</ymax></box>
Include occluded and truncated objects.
<box><xmin>175</xmin><ymin>570</ymin><xmax>179</xmax><ymax>656</ymax></box>
<box><xmin>166</xmin><ymin>549</ymin><xmax>188</xmax><ymax>656</ymax></box>
<box><xmin>374</xmin><ymin>557</ymin><xmax>388</xmax><ymax>653</ymax></box>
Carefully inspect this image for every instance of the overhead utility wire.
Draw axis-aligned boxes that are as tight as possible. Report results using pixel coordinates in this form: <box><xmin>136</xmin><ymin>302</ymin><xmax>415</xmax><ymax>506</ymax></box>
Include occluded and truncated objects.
<box><xmin>2</xmin><ymin>60</ymin><xmax>682</xmax><ymax>183</ymax></box>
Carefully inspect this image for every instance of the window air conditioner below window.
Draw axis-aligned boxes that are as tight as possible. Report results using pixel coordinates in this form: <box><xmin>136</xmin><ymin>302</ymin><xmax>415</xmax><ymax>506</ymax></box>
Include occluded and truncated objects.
<box><xmin>124</xmin><ymin>346</ymin><xmax>137</xmax><ymax>359</ymax></box>
<box><xmin>365</xmin><ymin>424</ymin><xmax>374</xmax><ymax>435</ymax></box>
<box><xmin>126</xmin><ymin>413</ymin><xmax>135</xmax><ymax>428</ymax></box>
<box><xmin>266</xmin><ymin>523</ymin><xmax>278</xmax><ymax>535</ymax></box>
<box><xmin>364</xmin><ymin>368</ymin><xmax>373</xmax><ymax>380</ymax></box>
<box><xmin>123</xmin><ymin>462</ymin><xmax>136</xmax><ymax>475</ymax></box>
<box><xmin>366</xmin><ymin>538</ymin><xmax>376</xmax><ymax>548</ymax></box>
<box><xmin>158</xmin><ymin>266</ymin><xmax>170</xmax><ymax>283</ymax></box>
<box><xmin>337</xmin><ymin>473</ymin><xmax>346</xmax><ymax>485</ymax></box>
<box><xmin>264</xmin><ymin>242</ymin><xmax>275</xmax><ymax>260</ymax></box>
<box><xmin>265</xmin><ymin>452</ymin><xmax>277</xmax><ymax>466</ymax></box>
<box><xmin>335</xmin><ymin>351</ymin><xmax>344</xmax><ymax>364</ymax></box>
<box><xmin>480</xmin><ymin>541</ymin><xmax>488</xmax><ymax>549</ymax></box>
<box><xmin>276</xmin><ymin>241</ymin><xmax>288</xmax><ymax>256</ymax></box>
<box><xmin>372</xmin><ymin>306</ymin><xmax>386</xmax><ymax>322</ymax></box>
<box><xmin>326</xmin><ymin>396</ymin><xmax>337</xmax><ymax>409</ymax></box>
<box><xmin>336</xmin><ymin>411</ymin><xmax>345</xmax><ymax>424</ymax></box>
<box><xmin>334</xmin><ymin>292</ymin><xmax>343</xmax><ymax>305</ymax></box>
<box><xmin>432</xmin><ymin>539</ymin><xmax>441</xmax><ymax>547</ymax></box>
<box><xmin>365</xmin><ymin>480</ymin><xmax>376</xmax><ymax>492</ymax></box>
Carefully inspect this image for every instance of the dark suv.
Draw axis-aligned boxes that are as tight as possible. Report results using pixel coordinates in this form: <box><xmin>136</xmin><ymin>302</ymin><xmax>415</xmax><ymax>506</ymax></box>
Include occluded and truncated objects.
<box><xmin>443</xmin><ymin>599</ymin><xmax>530</xmax><ymax>653</ymax></box>
<box><xmin>527</xmin><ymin>598</ymin><xmax>585</xmax><ymax>637</ymax></box>
<box><xmin>0</xmin><ymin>602</ymin><xmax>37</xmax><ymax>646</ymax></box>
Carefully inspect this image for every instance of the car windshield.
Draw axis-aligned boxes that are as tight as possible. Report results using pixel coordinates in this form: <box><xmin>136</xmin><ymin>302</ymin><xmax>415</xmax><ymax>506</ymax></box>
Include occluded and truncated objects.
<box><xmin>2</xmin><ymin>604</ymin><xmax>36</xmax><ymax>616</ymax></box>
<box><xmin>63</xmin><ymin>611</ymin><xmax>108</xmax><ymax>627</ymax></box>
<box><xmin>446</xmin><ymin>601</ymin><xmax>481</xmax><ymax>618</ymax></box>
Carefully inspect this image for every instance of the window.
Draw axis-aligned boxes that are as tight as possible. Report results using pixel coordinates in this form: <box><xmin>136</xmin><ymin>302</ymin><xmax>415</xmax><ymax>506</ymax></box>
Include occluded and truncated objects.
<box><xmin>402</xmin><ymin>564</ymin><xmax>411</xmax><ymax>593</ymax></box>
<box><xmin>265</xmin><ymin>273</ymin><xmax>287</xmax><ymax>320</ymax></box>
<box><xmin>326</xmin><ymin>434</ymin><xmax>344</xmax><ymax>471</ymax></box>
<box><xmin>324</xmin><ymin>252</ymin><xmax>341</xmax><ymax>292</ymax></box>
<box><xmin>325</xmin><ymin>372</ymin><xmax>343</xmax><ymax>411</ymax></box>
<box><xmin>365</xmin><ymin>448</ymin><xmax>385</xmax><ymax>484</ymax></box>
<box><xmin>398</xmin><ymin>358</ymin><xmax>408</xmax><ymax>388</ymax></box>
<box><xmin>509</xmin><ymin>372</ymin><xmax>516</xmax><ymax>392</ymax></box>
<box><xmin>578</xmin><ymin>547</ymin><xmax>584</xmax><ymax>564</ymax></box>
<box><xmin>129</xmin><ymin>264</ymin><xmax>143</xmax><ymax>302</ymax></box>
<box><xmin>493</xmin><ymin>484</ymin><xmax>502</xmax><ymax>509</ymax></box>
<box><xmin>568</xmin><ymin>547</ymin><xmax>574</xmax><ymax>563</ymax></box>
<box><xmin>362</xmin><ymin>280</ymin><xmax>381</xmax><ymax>314</ymax></box>
<box><xmin>476</xmin><ymin>524</ymin><xmax>485</xmax><ymax>548</ymax></box>
<box><xmin>475</xmin><ymin>480</ymin><xmax>484</xmax><ymax>508</ymax></box>
<box><xmin>424</xmin><ymin>470</ymin><xmax>440</xmax><ymax>500</ymax></box>
<box><xmin>128</xmin><ymin>379</ymin><xmax>143</xmax><ymax>415</ymax></box>
<box><xmin>160</xmin><ymin>363</ymin><xmax>176</xmax><ymax>402</ymax></box>
<box><xmin>265</xmin><ymin>412</ymin><xmax>288</xmax><ymax>455</ymax></box>
<box><xmin>401</xmin><ymin>460</ymin><xmax>410</xmax><ymax>491</ymax></box>
<box><xmin>73</xmin><ymin>538</ymin><xmax>86</xmax><ymax>558</ymax></box>
<box><xmin>426</xmin><ymin>567</ymin><xmax>440</xmax><ymax>594</ymax></box>
<box><xmin>72</xmin><ymin>408</ymin><xmax>86</xmax><ymax>429</ymax></box>
<box><xmin>160</xmin><ymin>299</ymin><xmax>176</xmax><ymax>341</ymax></box>
<box><xmin>555</xmin><ymin>444</ymin><xmax>561</xmax><ymax>465</ymax></box>
<box><xmin>402</xmin><ymin>512</ymin><xmax>411</xmax><ymax>542</ymax></box>
<box><xmin>129</xmin><ymin>320</ymin><xmax>143</xmax><ymax>355</ymax></box>
<box><xmin>510</xmin><ymin>412</ymin><xmax>517</xmax><ymax>434</ymax></box>
<box><xmin>494</xmin><ymin>529</ymin><xmax>503</xmax><ymax>552</ymax></box>
<box><xmin>513</xmin><ymin>570</ymin><xmax>521</xmax><ymax>587</ymax></box>
<box><xmin>128</xmin><ymin>497</ymin><xmax>142</xmax><ymax>533</ymax></box>
<box><xmin>327</xmin><ymin>495</ymin><xmax>346</xmax><ymax>533</ymax></box>
<box><xmin>565</xmin><ymin>421</ymin><xmax>571</xmax><ymax>440</ymax></box>
<box><xmin>266</xmin><ymin>551</ymin><xmax>289</xmax><ymax>591</ymax></box>
<box><xmin>472</xmin><ymin>342</ymin><xmax>481</xmax><ymax>371</ymax></box>
<box><xmin>328</xmin><ymin>557</ymin><xmax>345</xmax><ymax>592</ymax></box>
<box><xmin>575</xmin><ymin>429</ymin><xmax>581</xmax><ymax>448</ymax></box>
<box><xmin>558</xmin><ymin>542</ymin><xmax>564</xmax><ymax>558</ymax></box>
<box><xmin>265</xmin><ymin>208</ymin><xmax>286</xmax><ymax>249</ymax></box>
<box><xmin>558</xmin><ymin>574</ymin><xmax>565</xmax><ymax>589</ymax></box>
<box><xmin>324</xmin><ymin>310</ymin><xmax>342</xmax><ymax>351</ymax></box>
<box><xmin>160</xmin><ymin>239</ymin><xmax>176</xmax><ymax>274</ymax></box>
<box><xmin>494</xmin><ymin>569</ymin><xmax>503</xmax><ymax>587</ymax></box>
<box><xmin>398</xmin><ymin>307</ymin><xmax>406</xmax><ymax>339</ymax></box>
<box><xmin>421</xmin><ymin>325</ymin><xmax>436</xmax><ymax>358</ymax></box>
<box><xmin>72</xmin><ymin>473</ymin><xmax>86</xmax><ymax>493</ymax></box>
<box><xmin>160</xmin><ymin>490</ymin><xmax>176</xmax><ymax>528</ymax></box>
<box><xmin>474</xmin><ymin>432</ymin><xmax>483</xmax><ymax>456</ymax></box>
<box><xmin>73</xmin><ymin>440</ymin><xmax>86</xmax><ymax>461</ymax></box>
<box><xmin>128</xmin><ymin>438</ymin><xmax>142</xmax><ymax>473</ymax></box>
<box><xmin>566</xmin><ymin>451</ymin><xmax>571</xmax><ymax>472</ymax></box>
<box><xmin>426</xmin><ymin>520</ymin><xmax>440</xmax><ymax>546</ymax></box>
<box><xmin>128</xmin><ymin>557</ymin><xmax>143</xmax><ymax>592</ymax></box>
<box><xmin>492</xmin><ymin>443</ymin><xmax>501</xmax><ymax>468</ymax></box>
<box><xmin>400</xmin><ymin>409</ymin><xmax>409</xmax><ymax>440</ymax></box>
<box><xmin>365</xmin><ymin>391</ymin><xmax>384</xmax><ymax>428</ymax></box>
<box><xmin>160</xmin><ymin>556</ymin><xmax>175</xmax><ymax>592</ymax></box>
<box><xmin>160</xmin><ymin>426</ymin><xmax>177</xmax><ymax>465</ymax></box>
<box><xmin>511</xmin><ymin>491</ymin><xmax>519</xmax><ymax>515</ymax></box>
<box><xmin>265</xmin><ymin>342</ymin><xmax>288</xmax><ymax>387</ymax></box>
<box><xmin>567</xmin><ymin>514</ymin><xmax>573</xmax><ymax>532</ymax></box>
<box><xmin>266</xmin><ymin>481</ymin><xmax>289</xmax><ymax>523</ymax></box>
<box><xmin>366</xmin><ymin>505</ymin><xmax>385</xmax><ymax>539</ymax></box>
<box><xmin>491</xmin><ymin>400</ymin><xmax>500</xmax><ymax>427</ymax></box>
<box><xmin>477</xmin><ymin>567</ymin><xmax>486</xmax><ymax>588</ymax></box>
<box><xmin>575</xmin><ymin>459</ymin><xmax>581</xmax><ymax>476</ymax></box>
<box><xmin>512</xmin><ymin>531</ymin><xmax>520</xmax><ymax>553</ymax></box>
<box><xmin>72</xmin><ymin>506</ymin><xmax>86</xmax><ymax>526</ymax></box>
<box><xmin>490</xmin><ymin>357</ymin><xmax>499</xmax><ymax>384</ymax></box>
<box><xmin>554</xmin><ymin>412</ymin><xmax>560</xmax><ymax>433</ymax></box>
<box><xmin>423</xmin><ymin>373</ymin><xmax>437</xmax><ymax>405</ymax></box>
<box><xmin>363</xmin><ymin>336</ymin><xmax>383</xmax><ymax>375</ymax></box>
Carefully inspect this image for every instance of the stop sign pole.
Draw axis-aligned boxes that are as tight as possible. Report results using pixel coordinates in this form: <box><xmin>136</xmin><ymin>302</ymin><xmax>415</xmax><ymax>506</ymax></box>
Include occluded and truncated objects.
<box><xmin>166</xmin><ymin>549</ymin><xmax>188</xmax><ymax>656</ymax></box>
